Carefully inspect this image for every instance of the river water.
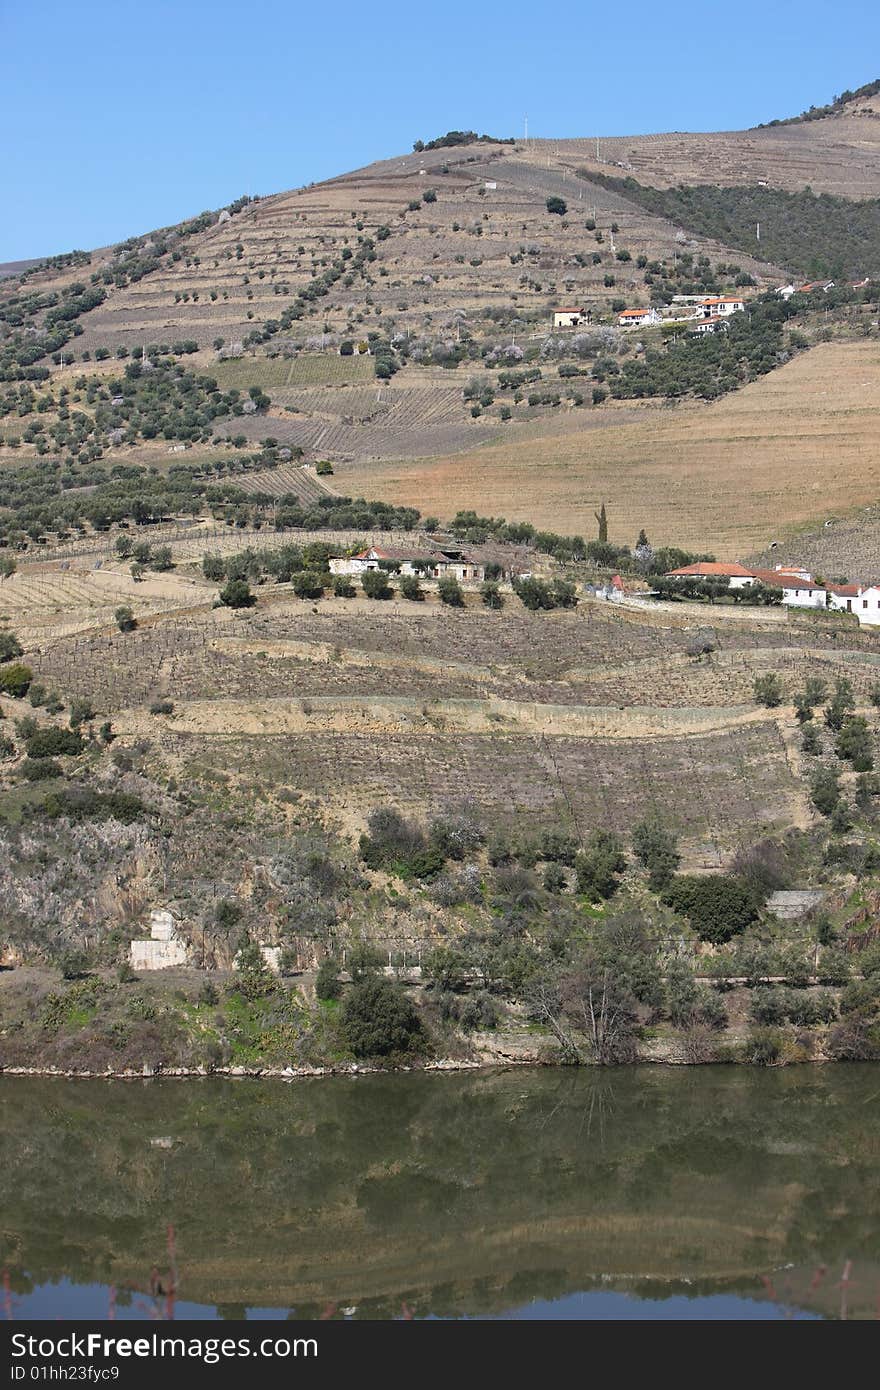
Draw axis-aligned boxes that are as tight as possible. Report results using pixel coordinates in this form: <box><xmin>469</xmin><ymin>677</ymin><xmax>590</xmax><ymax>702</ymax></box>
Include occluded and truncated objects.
<box><xmin>2</xmin><ymin>1066</ymin><xmax>878</xmax><ymax>1320</ymax></box>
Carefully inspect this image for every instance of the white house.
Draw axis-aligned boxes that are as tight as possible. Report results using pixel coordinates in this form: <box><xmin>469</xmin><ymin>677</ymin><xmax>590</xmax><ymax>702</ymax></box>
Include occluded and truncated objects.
<box><xmin>553</xmin><ymin>307</ymin><xmax>589</xmax><ymax>328</ymax></box>
<box><xmin>689</xmin><ymin>316</ymin><xmax>728</xmax><ymax>336</ymax></box>
<box><xmin>828</xmin><ymin>582</ymin><xmax>880</xmax><ymax>625</ymax></box>
<box><xmin>748</xmin><ymin>567</ymin><xmax>827</xmax><ymax>608</ymax></box>
<box><xmin>617</xmin><ymin>307</ymin><xmax>661</xmax><ymax>328</ymax></box>
<box><xmin>694</xmin><ymin>296</ymin><xmax>745</xmax><ymax>319</ymax></box>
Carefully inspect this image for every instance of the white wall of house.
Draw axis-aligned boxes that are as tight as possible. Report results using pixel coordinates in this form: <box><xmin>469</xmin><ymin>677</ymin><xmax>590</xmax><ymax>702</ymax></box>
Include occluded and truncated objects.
<box><xmin>554</xmin><ymin>311</ymin><xmax>585</xmax><ymax>328</ymax></box>
<box><xmin>781</xmin><ymin>585</ymin><xmax>827</xmax><ymax>609</ymax></box>
<box><xmin>618</xmin><ymin>308</ymin><xmax>660</xmax><ymax>327</ymax></box>
<box><xmin>854</xmin><ymin>587</ymin><xmax>880</xmax><ymax>625</ymax></box>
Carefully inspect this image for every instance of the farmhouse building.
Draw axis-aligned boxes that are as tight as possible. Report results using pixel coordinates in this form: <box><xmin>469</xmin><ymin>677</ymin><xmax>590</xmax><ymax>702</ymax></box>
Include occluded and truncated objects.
<box><xmin>827</xmin><ymin>582</ymin><xmax>880</xmax><ymax>625</ymax></box>
<box><xmin>748</xmin><ymin>568</ymin><xmax>828</xmax><ymax>608</ymax></box>
<box><xmin>617</xmin><ymin>307</ymin><xmax>661</xmax><ymax>327</ymax></box>
<box><xmin>329</xmin><ymin>544</ymin><xmax>486</xmax><ymax>583</ymax></box>
<box><xmin>666</xmin><ymin>561</ymin><xmax>756</xmax><ymax>582</ymax></box>
<box><xmin>553</xmin><ymin>307</ymin><xmax>590</xmax><ymax>328</ymax></box>
<box><xmin>664</xmin><ymin>560</ymin><xmax>880</xmax><ymax>624</ymax></box>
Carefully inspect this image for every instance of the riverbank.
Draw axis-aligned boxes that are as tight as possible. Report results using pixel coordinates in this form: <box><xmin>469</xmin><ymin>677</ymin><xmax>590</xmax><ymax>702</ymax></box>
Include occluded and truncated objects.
<box><xmin>0</xmin><ymin>961</ymin><xmax>871</xmax><ymax>1075</ymax></box>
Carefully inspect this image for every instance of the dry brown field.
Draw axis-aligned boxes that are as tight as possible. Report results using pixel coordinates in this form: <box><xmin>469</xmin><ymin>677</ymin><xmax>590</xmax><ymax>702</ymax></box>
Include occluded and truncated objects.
<box><xmin>337</xmin><ymin>340</ymin><xmax>880</xmax><ymax>556</ymax></box>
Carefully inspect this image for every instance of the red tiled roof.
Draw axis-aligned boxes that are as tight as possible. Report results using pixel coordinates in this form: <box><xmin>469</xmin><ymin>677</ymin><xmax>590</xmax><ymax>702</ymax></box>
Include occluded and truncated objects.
<box><xmin>666</xmin><ymin>562</ymin><xmax>754</xmax><ymax>578</ymax></box>
<box><xmin>749</xmin><ymin>568</ymin><xmax>822</xmax><ymax>591</ymax></box>
<box><xmin>699</xmin><ymin>297</ymin><xmax>745</xmax><ymax>305</ymax></box>
<box><xmin>619</xmin><ymin>308</ymin><xmax>653</xmax><ymax>316</ymax></box>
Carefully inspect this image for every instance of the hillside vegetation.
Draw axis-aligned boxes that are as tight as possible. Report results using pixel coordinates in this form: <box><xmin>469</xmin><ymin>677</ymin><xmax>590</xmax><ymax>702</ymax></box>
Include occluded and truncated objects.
<box><xmin>586</xmin><ymin>174</ymin><xmax>880</xmax><ymax>279</ymax></box>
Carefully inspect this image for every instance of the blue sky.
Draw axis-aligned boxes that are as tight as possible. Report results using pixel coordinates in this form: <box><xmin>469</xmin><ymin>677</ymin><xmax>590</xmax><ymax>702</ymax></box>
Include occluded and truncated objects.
<box><xmin>2</xmin><ymin>0</ymin><xmax>878</xmax><ymax>261</ymax></box>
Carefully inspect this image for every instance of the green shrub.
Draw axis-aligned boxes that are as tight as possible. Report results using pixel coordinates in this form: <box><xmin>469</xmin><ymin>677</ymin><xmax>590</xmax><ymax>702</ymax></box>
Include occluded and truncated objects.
<box><xmin>149</xmin><ymin>700</ymin><xmax>174</xmax><ymax>715</ymax></box>
<box><xmin>38</xmin><ymin>786</ymin><xmax>145</xmax><ymax>823</ymax></box>
<box><xmin>438</xmin><ymin>575</ymin><xmax>465</xmax><ymax>607</ymax></box>
<box><xmin>0</xmin><ymin>663</ymin><xmax>33</xmax><ymax>698</ymax></box>
<box><xmin>810</xmin><ymin>766</ymin><xmax>841</xmax><ymax>816</ymax></box>
<box><xmin>20</xmin><ymin>757</ymin><xmax>62</xmax><ymax>781</ymax></box>
<box><xmin>114</xmin><ymin>605</ymin><xmax>137</xmax><ymax>632</ymax></box>
<box><xmin>632</xmin><ymin>818</ymin><xmax>680</xmax><ymax>889</ymax></box>
<box><xmin>423</xmin><ymin>946</ymin><xmax>469</xmax><ymax>993</ymax></box>
<box><xmin>315</xmin><ymin>957</ymin><xmax>343</xmax><ymax>1001</ymax></box>
<box><xmin>0</xmin><ymin>632</ymin><xmax>23</xmax><ymax>662</ymax></box>
<box><xmin>58</xmin><ymin>950</ymin><xmax>91</xmax><ymax>981</ymax></box>
<box><xmin>68</xmin><ymin>697</ymin><xmax>95</xmax><ymax>729</ymax></box>
<box><xmin>331</xmin><ymin>574</ymin><xmax>356</xmax><ymax>598</ymax></box>
<box><xmin>480</xmin><ymin>580</ymin><xmax>504</xmax><ymax>609</ymax></box>
<box><xmin>291</xmin><ymin>570</ymin><xmax>325</xmax><ymax>599</ymax></box>
<box><xmin>745</xmin><ymin>1027</ymin><xmax>783</xmax><ymax>1066</ymax></box>
<box><xmin>219</xmin><ymin>578</ymin><xmax>255</xmax><ymax>608</ymax></box>
<box><xmin>663</xmin><ymin>874</ymin><xmax>758</xmax><ymax>943</ymax></box>
<box><xmin>575</xmin><ymin>830</ymin><xmax>626</xmax><ymax>900</ymax></box>
<box><xmin>753</xmin><ymin>674</ymin><xmax>783</xmax><ymax>708</ymax></box>
<box><xmin>361</xmin><ymin>570</ymin><xmax>393</xmax><ymax>600</ymax></box>
<box><xmin>25</xmin><ymin>727</ymin><xmax>84</xmax><ymax>759</ymax></box>
<box><xmin>399</xmin><ymin>574</ymin><xmax>424</xmax><ymax>601</ymax></box>
<box><xmin>339</xmin><ymin>976</ymin><xmax>425</xmax><ymax>1058</ymax></box>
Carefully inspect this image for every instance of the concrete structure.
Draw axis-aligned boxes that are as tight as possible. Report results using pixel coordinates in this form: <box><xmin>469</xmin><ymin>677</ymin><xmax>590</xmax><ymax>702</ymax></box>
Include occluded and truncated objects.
<box><xmin>766</xmin><ymin>889</ymin><xmax>825</xmax><ymax>921</ymax></box>
<box><xmin>617</xmin><ymin>307</ymin><xmax>661</xmax><ymax>328</ymax></box>
<box><xmin>130</xmin><ymin>908</ymin><xmax>188</xmax><ymax>971</ymax></box>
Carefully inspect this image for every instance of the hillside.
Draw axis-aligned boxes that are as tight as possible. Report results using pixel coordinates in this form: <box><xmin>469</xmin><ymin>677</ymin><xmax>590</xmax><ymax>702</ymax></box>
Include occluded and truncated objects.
<box><xmin>2</xmin><ymin>93</ymin><xmax>880</xmax><ymax>564</ymax></box>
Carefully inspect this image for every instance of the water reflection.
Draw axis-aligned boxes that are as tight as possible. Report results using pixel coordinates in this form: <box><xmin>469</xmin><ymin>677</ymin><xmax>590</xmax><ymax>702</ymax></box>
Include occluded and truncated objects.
<box><xmin>1</xmin><ymin>1067</ymin><xmax>878</xmax><ymax>1319</ymax></box>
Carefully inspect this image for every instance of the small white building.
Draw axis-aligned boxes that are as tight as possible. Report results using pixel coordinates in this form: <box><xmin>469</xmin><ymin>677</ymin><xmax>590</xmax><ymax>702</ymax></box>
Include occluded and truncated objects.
<box><xmin>553</xmin><ymin>307</ymin><xmax>589</xmax><ymax>328</ymax></box>
<box><xmin>617</xmin><ymin>307</ymin><xmax>662</xmax><ymax>328</ymax></box>
<box><xmin>689</xmin><ymin>316</ymin><xmax>728</xmax><ymax>336</ymax></box>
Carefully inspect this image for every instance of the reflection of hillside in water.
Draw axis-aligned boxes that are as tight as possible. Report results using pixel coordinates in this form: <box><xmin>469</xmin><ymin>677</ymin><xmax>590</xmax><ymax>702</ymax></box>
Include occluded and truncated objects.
<box><xmin>1</xmin><ymin>1067</ymin><xmax>878</xmax><ymax>1319</ymax></box>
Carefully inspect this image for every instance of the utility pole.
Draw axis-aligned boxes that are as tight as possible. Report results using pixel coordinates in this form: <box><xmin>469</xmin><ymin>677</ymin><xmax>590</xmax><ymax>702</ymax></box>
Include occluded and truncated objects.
<box><xmin>596</xmin><ymin>136</ymin><xmax>600</xmax><ymax>162</ymax></box>
<box><xmin>524</xmin><ymin>115</ymin><xmax>528</xmax><ymax>144</ymax></box>
<box><xmin>756</xmin><ymin>221</ymin><xmax>761</xmax><ymax>243</ymax></box>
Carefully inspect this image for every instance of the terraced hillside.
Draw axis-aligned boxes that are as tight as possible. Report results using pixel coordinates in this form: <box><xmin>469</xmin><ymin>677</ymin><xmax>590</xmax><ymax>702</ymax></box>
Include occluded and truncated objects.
<box><xmin>561</xmin><ymin>105</ymin><xmax>880</xmax><ymax>198</ymax></box>
<box><xmin>15</xmin><ymin>529</ymin><xmax>880</xmax><ymax>865</ymax></box>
